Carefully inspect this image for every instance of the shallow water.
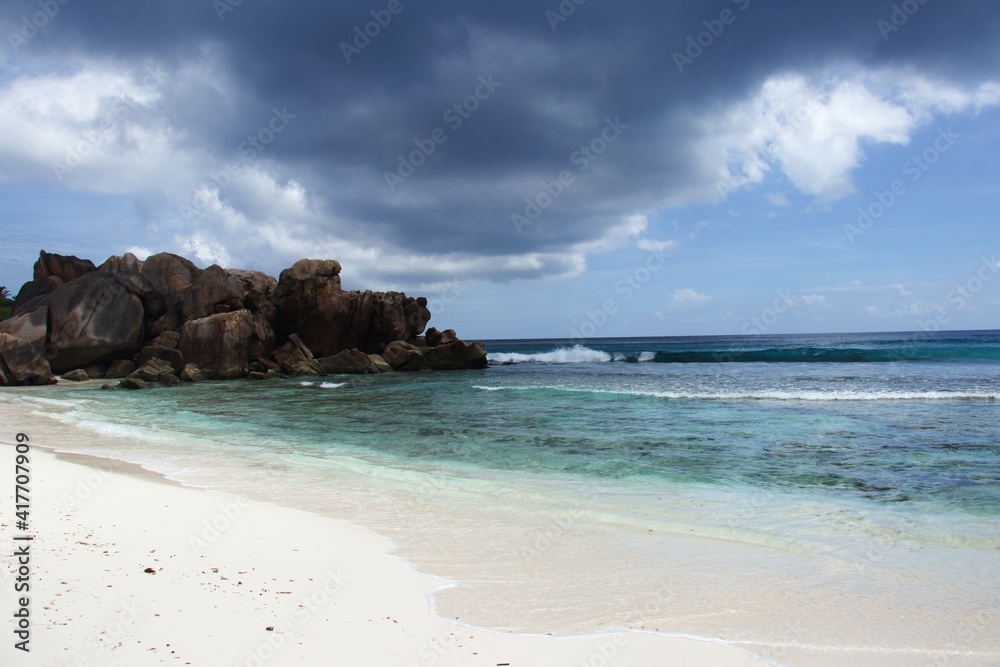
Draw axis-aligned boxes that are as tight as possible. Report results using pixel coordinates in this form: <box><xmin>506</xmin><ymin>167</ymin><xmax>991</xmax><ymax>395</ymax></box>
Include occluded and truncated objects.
<box><xmin>7</xmin><ymin>330</ymin><xmax>1000</xmax><ymax>666</ymax></box>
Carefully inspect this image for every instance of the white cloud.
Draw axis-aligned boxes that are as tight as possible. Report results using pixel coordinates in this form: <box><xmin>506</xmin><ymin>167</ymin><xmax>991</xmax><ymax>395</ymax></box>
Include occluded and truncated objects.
<box><xmin>696</xmin><ymin>69</ymin><xmax>1000</xmax><ymax>201</ymax></box>
<box><xmin>636</xmin><ymin>238</ymin><xmax>679</xmax><ymax>253</ymax></box>
<box><xmin>671</xmin><ymin>288</ymin><xmax>712</xmax><ymax>307</ymax></box>
<box><xmin>766</xmin><ymin>192</ymin><xmax>791</xmax><ymax>208</ymax></box>
<box><xmin>797</xmin><ymin>294</ymin><xmax>828</xmax><ymax>307</ymax></box>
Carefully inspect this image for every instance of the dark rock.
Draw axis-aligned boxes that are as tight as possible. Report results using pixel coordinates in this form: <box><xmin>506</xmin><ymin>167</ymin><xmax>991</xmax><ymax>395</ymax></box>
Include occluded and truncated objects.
<box><xmin>140</xmin><ymin>252</ymin><xmax>202</xmax><ymax>311</ymax></box>
<box><xmin>109</xmin><ymin>269</ymin><xmax>166</xmax><ymax>320</ymax></box>
<box><xmin>228</xmin><ymin>269</ymin><xmax>277</xmax><ymax>320</ymax></box>
<box><xmin>247</xmin><ymin>313</ymin><xmax>276</xmax><ymax>364</ymax></box>
<box><xmin>438</xmin><ymin>329</ymin><xmax>459</xmax><ymax>346</ymax></box>
<box><xmin>97</xmin><ymin>252</ymin><xmax>144</xmax><ymax>274</ymax></box>
<box><xmin>83</xmin><ymin>363</ymin><xmax>109</xmax><ymax>379</ymax></box>
<box><xmin>34</xmin><ymin>250</ymin><xmax>96</xmax><ymax>283</ymax></box>
<box><xmin>130</xmin><ymin>357</ymin><xmax>175</xmax><ymax>383</ymax></box>
<box><xmin>106</xmin><ymin>359</ymin><xmax>137</xmax><ymax>379</ymax></box>
<box><xmin>12</xmin><ymin>276</ymin><xmax>63</xmax><ymax>316</ymax></box>
<box><xmin>47</xmin><ymin>272</ymin><xmax>145</xmax><ymax>373</ymax></box>
<box><xmin>368</xmin><ymin>354</ymin><xmax>393</xmax><ymax>373</ymax></box>
<box><xmin>0</xmin><ymin>306</ymin><xmax>47</xmax><ymax>350</ymax></box>
<box><xmin>247</xmin><ymin>371</ymin><xmax>270</xmax><ymax>381</ymax></box>
<box><xmin>180</xmin><ymin>363</ymin><xmax>207</xmax><ymax>383</ymax></box>
<box><xmin>384</xmin><ymin>339</ymin><xmax>487</xmax><ymax>372</ymax></box>
<box><xmin>275</xmin><ymin>285</ymin><xmax>431</xmax><ymax>357</ymax></box>
<box><xmin>425</xmin><ymin>327</ymin><xmax>442</xmax><ymax>347</ymax></box>
<box><xmin>158</xmin><ymin>372</ymin><xmax>183</xmax><ymax>387</ymax></box>
<box><xmin>382</xmin><ymin>340</ymin><xmax>425</xmax><ymax>370</ymax></box>
<box><xmin>318</xmin><ymin>348</ymin><xmax>379</xmax><ymax>375</ymax></box>
<box><xmin>182</xmin><ymin>264</ymin><xmax>246</xmax><ymax>323</ymax></box>
<box><xmin>120</xmin><ymin>377</ymin><xmax>151</xmax><ymax>390</ymax></box>
<box><xmin>148</xmin><ymin>331</ymin><xmax>181</xmax><ymax>349</ymax></box>
<box><xmin>256</xmin><ymin>357</ymin><xmax>282</xmax><ymax>373</ymax></box>
<box><xmin>273</xmin><ymin>334</ymin><xmax>324</xmax><ymax>376</ymax></box>
<box><xmin>61</xmin><ymin>369</ymin><xmax>90</xmax><ymax>382</ymax></box>
<box><xmin>138</xmin><ymin>346</ymin><xmax>184</xmax><ymax>374</ymax></box>
<box><xmin>0</xmin><ymin>333</ymin><xmax>57</xmax><ymax>386</ymax></box>
<box><xmin>178</xmin><ymin>310</ymin><xmax>255</xmax><ymax>379</ymax></box>
<box><xmin>0</xmin><ymin>333</ymin><xmax>57</xmax><ymax>385</ymax></box>
<box><xmin>416</xmin><ymin>340</ymin><xmax>488</xmax><ymax>371</ymax></box>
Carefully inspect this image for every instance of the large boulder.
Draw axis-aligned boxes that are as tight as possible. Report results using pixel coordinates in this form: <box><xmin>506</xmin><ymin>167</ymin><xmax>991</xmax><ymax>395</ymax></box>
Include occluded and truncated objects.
<box><xmin>181</xmin><ymin>264</ymin><xmax>246</xmax><ymax>322</ymax></box>
<box><xmin>273</xmin><ymin>258</ymin><xmax>430</xmax><ymax>356</ymax></box>
<box><xmin>420</xmin><ymin>340</ymin><xmax>488</xmax><ymax>371</ymax></box>
<box><xmin>140</xmin><ymin>252</ymin><xmax>202</xmax><ymax>309</ymax></box>
<box><xmin>273</xmin><ymin>333</ymin><xmax>323</xmax><ymax>376</ymax></box>
<box><xmin>138</xmin><ymin>346</ymin><xmax>184</xmax><ymax>374</ymax></box>
<box><xmin>318</xmin><ymin>348</ymin><xmax>380</xmax><ymax>375</ymax></box>
<box><xmin>110</xmin><ymin>269</ymin><xmax>166</xmax><ymax>320</ymax></box>
<box><xmin>98</xmin><ymin>252</ymin><xmax>144</xmax><ymax>274</ymax></box>
<box><xmin>0</xmin><ymin>306</ymin><xmax>48</xmax><ymax>351</ymax></box>
<box><xmin>178</xmin><ymin>309</ymin><xmax>256</xmax><ymax>379</ymax></box>
<box><xmin>34</xmin><ymin>250</ymin><xmax>96</xmax><ymax>283</ymax></box>
<box><xmin>13</xmin><ymin>276</ymin><xmax>63</xmax><ymax>316</ymax></box>
<box><xmin>228</xmin><ymin>269</ymin><xmax>278</xmax><ymax>320</ymax></box>
<box><xmin>0</xmin><ymin>333</ymin><xmax>57</xmax><ymax>386</ymax></box>
<box><xmin>47</xmin><ymin>272</ymin><xmax>145</xmax><ymax>373</ymax></box>
<box><xmin>382</xmin><ymin>339</ymin><xmax>487</xmax><ymax>372</ymax></box>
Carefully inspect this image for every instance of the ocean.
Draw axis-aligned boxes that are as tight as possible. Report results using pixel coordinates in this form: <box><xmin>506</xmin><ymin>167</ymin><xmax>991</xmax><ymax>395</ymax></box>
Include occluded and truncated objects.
<box><xmin>7</xmin><ymin>330</ymin><xmax>1000</xmax><ymax>666</ymax></box>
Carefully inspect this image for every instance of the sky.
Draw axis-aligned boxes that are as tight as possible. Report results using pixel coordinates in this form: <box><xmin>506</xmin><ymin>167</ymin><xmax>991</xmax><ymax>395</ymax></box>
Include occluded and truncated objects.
<box><xmin>0</xmin><ymin>0</ymin><xmax>998</xmax><ymax>340</ymax></box>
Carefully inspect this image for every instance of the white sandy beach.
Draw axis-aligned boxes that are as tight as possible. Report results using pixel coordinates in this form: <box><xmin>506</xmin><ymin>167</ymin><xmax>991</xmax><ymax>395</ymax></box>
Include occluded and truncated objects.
<box><xmin>1</xmin><ymin>397</ymin><xmax>773</xmax><ymax>667</ymax></box>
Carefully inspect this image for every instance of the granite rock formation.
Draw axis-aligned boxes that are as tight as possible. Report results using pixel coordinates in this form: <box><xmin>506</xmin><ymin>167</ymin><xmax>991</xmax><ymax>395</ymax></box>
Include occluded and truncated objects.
<box><xmin>0</xmin><ymin>250</ymin><xmax>486</xmax><ymax>386</ymax></box>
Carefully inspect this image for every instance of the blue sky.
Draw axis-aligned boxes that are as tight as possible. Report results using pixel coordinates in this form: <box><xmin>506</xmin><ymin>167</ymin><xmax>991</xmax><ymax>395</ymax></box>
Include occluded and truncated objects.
<box><xmin>1</xmin><ymin>1</ymin><xmax>998</xmax><ymax>339</ymax></box>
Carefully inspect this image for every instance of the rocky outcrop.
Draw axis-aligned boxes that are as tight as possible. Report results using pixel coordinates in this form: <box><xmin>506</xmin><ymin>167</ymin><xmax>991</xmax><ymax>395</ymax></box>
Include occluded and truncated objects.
<box><xmin>106</xmin><ymin>359</ymin><xmax>136</xmax><ymax>379</ymax></box>
<box><xmin>47</xmin><ymin>272</ymin><xmax>145</xmax><ymax>373</ymax></box>
<box><xmin>97</xmin><ymin>252</ymin><xmax>144</xmax><ymax>274</ymax></box>
<box><xmin>0</xmin><ymin>249</ymin><xmax>487</xmax><ymax>385</ymax></box>
<box><xmin>178</xmin><ymin>310</ymin><xmax>256</xmax><ymax>380</ymax></box>
<box><xmin>0</xmin><ymin>306</ymin><xmax>47</xmax><ymax>350</ymax></box>
<box><xmin>273</xmin><ymin>334</ymin><xmax>323</xmax><ymax>376</ymax></box>
<box><xmin>383</xmin><ymin>339</ymin><xmax>487</xmax><ymax>372</ymax></box>
<box><xmin>0</xmin><ymin>333</ymin><xmax>57</xmax><ymax>386</ymax></box>
<box><xmin>275</xmin><ymin>282</ymin><xmax>431</xmax><ymax>357</ymax></box>
<box><xmin>182</xmin><ymin>264</ymin><xmax>246</xmax><ymax>322</ymax></box>
<box><xmin>34</xmin><ymin>250</ymin><xmax>96</xmax><ymax>284</ymax></box>
<box><xmin>61</xmin><ymin>369</ymin><xmax>90</xmax><ymax>382</ymax></box>
<box><xmin>13</xmin><ymin>276</ymin><xmax>63</xmax><ymax>316</ymax></box>
<box><xmin>318</xmin><ymin>348</ymin><xmax>385</xmax><ymax>375</ymax></box>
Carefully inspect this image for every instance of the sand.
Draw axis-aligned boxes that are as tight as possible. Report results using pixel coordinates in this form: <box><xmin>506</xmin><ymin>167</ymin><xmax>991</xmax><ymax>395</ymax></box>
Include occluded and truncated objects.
<box><xmin>0</xmin><ymin>401</ymin><xmax>774</xmax><ymax>667</ymax></box>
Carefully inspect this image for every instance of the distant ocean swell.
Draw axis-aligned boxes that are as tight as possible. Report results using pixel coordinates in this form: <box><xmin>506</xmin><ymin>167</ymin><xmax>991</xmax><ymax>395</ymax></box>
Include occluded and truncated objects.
<box><xmin>488</xmin><ymin>344</ymin><xmax>1000</xmax><ymax>364</ymax></box>
<box><xmin>472</xmin><ymin>385</ymin><xmax>998</xmax><ymax>401</ymax></box>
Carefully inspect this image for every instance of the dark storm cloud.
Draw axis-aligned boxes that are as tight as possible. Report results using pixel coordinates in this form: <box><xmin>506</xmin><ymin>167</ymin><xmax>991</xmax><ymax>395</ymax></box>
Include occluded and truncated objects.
<box><xmin>6</xmin><ymin>0</ymin><xmax>1000</xmax><ymax>267</ymax></box>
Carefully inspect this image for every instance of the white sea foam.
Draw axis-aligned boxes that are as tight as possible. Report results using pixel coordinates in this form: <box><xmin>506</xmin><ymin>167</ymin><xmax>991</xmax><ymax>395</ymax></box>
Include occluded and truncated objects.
<box><xmin>320</xmin><ymin>382</ymin><xmax>346</xmax><ymax>389</ymax></box>
<box><xmin>491</xmin><ymin>345</ymin><xmax>612</xmax><ymax>364</ymax></box>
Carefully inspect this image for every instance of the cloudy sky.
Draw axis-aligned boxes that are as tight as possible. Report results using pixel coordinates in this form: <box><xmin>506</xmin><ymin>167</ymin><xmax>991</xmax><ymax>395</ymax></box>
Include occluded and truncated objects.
<box><xmin>1</xmin><ymin>0</ymin><xmax>998</xmax><ymax>338</ymax></box>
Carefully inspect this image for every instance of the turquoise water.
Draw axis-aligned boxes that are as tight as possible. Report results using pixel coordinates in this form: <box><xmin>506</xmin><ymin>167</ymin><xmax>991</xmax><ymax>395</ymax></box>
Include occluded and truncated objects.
<box><xmin>8</xmin><ymin>330</ymin><xmax>1000</xmax><ymax>665</ymax></box>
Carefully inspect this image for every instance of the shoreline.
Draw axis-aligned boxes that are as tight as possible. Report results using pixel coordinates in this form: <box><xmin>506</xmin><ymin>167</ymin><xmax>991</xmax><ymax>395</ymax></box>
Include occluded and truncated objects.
<box><xmin>1</xmin><ymin>392</ymin><xmax>776</xmax><ymax>667</ymax></box>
